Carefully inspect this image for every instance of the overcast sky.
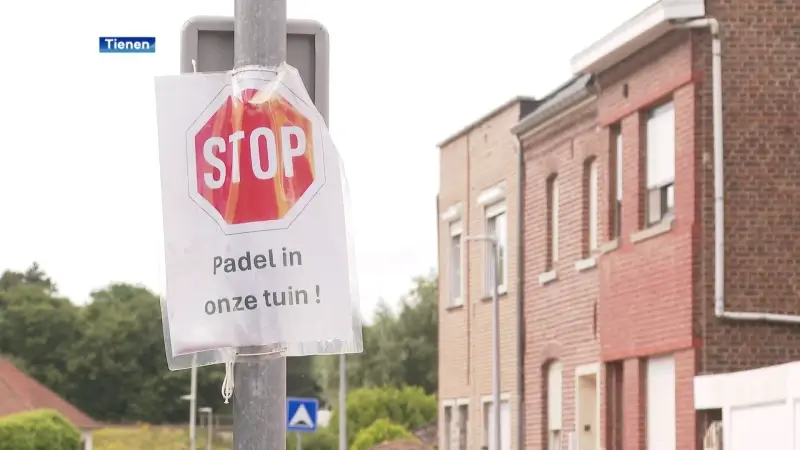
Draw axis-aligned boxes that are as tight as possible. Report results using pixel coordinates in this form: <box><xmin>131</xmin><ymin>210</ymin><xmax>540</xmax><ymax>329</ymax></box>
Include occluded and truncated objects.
<box><xmin>0</xmin><ymin>0</ymin><xmax>650</xmax><ymax>320</ymax></box>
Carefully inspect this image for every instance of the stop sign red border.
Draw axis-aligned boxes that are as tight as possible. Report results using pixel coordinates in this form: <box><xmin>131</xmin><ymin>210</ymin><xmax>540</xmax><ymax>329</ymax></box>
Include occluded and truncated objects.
<box><xmin>185</xmin><ymin>75</ymin><xmax>326</xmax><ymax>235</ymax></box>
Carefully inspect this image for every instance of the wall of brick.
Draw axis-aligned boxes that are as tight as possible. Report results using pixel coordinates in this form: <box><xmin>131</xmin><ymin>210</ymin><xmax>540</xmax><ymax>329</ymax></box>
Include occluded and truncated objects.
<box><xmin>695</xmin><ymin>0</ymin><xmax>800</xmax><ymax>375</ymax></box>
<box><xmin>593</xmin><ymin>32</ymin><xmax>699</xmax><ymax>450</ymax></box>
<box><xmin>437</xmin><ymin>102</ymin><xmax>526</xmax><ymax>450</ymax></box>
<box><xmin>520</xmin><ymin>99</ymin><xmax>601</xmax><ymax>450</ymax></box>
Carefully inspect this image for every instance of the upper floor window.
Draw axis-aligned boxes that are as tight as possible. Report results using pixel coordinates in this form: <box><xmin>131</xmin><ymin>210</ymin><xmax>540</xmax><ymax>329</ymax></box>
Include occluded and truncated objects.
<box><xmin>449</xmin><ymin>221</ymin><xmax>463</xmax><ymax>306</ymax></box>
<box><xmin>645</xmin><ymin>101</ymin><xmax>675</xmax><ymax>226</ymax></box>
<box><xmin>546</xmin><ymin>175</ymin><xmax>559</xmax><ymax>271</ymax></box>
<box><xmin>610</xmin><ymin>124</ymin><xmax>622</xmax><ymax>238</ymax></box>
<box><xmin>485</xmin><ymin>203</ymin><xmax>508</xmax><ymax>295</ymax></box>
<box><xmin>584</xmin><ymin>158</ymin><xmax>598</xmax><ymax>256</ymax></box>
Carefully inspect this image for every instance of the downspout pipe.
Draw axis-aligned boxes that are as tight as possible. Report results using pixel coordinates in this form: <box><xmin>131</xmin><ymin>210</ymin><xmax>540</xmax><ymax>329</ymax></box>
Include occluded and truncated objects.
<box><xmin>675</xmin><ymin>18</ymin><xmax>800</xmax><ymax>324</ymax></box>
<box><xmin>514</xmin><ymin>136</ymin><xmax>526</xmax><ymax>450</ymax></box>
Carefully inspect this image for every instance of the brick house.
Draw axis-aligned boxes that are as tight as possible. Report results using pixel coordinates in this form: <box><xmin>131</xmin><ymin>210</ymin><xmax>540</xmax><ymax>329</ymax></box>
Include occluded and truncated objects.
<box><xmin>559</xmin><ymin>0</ymin><xmax>800</xmax><ymax>449</ymax></box>
<box><xmin>511</xmin><ymin>74</ymin><xmax>603</xmax><ymax>450</ymax></box>
<box><xmin>437</xmin><ymin>97</ymin><xmax>538</xmax><ymax>450</ymax></box>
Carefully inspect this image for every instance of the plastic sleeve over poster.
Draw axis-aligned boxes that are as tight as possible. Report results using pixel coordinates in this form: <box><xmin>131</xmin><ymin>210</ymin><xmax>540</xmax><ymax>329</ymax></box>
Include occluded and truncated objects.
<box><xmin>153</xmin><ymin>63</ymin><xmax>363</xmax><ymax>371</ymax></box>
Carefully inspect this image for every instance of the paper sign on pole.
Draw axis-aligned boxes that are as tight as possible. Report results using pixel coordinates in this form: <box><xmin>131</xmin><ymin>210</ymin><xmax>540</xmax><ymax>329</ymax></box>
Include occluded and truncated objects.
<box><xmin>154</xmin><ymin>64</ymin><xmax>361</xmax><ymax>357</ymax></box>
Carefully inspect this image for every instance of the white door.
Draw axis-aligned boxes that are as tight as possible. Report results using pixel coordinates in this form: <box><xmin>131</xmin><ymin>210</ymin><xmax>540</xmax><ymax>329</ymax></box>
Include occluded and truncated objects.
<box><xmin>646</xmin><ymin>355</ymin><xmax>676</xmax><ymax>450</ymax></box>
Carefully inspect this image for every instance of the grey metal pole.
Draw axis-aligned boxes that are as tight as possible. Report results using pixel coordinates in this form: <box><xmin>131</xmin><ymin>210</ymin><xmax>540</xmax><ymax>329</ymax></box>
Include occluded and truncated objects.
<box><xmin>338</xmin><ymin>354</ymin><xmax>347</xmax><ymax>450</ymax></box>
<box><xmin>491</xmin><ymin>241</ymin><xmax>501</xmax><ymax>450</ymax></box>
<box><xmin>207</xmin><ymin>410</ymin><xmax>213</xmax><ymax>450</ymax></box>
<box><xmin>296</xmin><ymin>432</ymin><xmax>302</xmax><ymax>450</ymax></box>
<box><xmin>190</xmin><ymin>355</ymin><xmax>198</xmax><ymax>449</ymax></box>
<box><xmin>232</xmin><ymin>0</ymin><xmax>288</xmax><ymax>449</ymax></box>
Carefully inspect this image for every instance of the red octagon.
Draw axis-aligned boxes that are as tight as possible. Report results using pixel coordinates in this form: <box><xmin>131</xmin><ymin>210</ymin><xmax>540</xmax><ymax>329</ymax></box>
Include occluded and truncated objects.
<box><xmin>186</xmin><ymin>84</ymin><xmax>325</xmax><ymax>234</ymax></box>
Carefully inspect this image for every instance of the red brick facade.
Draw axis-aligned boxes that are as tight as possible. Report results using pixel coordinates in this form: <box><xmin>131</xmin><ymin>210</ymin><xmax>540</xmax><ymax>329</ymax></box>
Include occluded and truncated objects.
<box><xmin>519</xmin><ymin>94</ymin><xmax>602</xmax><ymax>450</ymax></box>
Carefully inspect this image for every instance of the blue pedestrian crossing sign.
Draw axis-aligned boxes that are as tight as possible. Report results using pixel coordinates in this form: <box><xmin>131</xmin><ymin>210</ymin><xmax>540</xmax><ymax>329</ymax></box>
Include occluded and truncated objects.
<box><xmin>287</xmin><ymin>397</ymin><xmax>318</xmax><ymax>432</ymax></box>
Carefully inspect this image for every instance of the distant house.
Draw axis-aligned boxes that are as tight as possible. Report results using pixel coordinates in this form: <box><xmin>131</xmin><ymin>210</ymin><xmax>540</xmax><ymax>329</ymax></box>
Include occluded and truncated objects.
<box><xmin>0</xmin><ymin>358</ymin><xmax>99</xmax><ymax>449</ymax></box>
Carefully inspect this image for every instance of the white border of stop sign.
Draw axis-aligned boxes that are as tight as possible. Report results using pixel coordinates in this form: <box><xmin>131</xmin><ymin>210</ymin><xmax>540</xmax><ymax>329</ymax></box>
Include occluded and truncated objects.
<box><xmin>185</xmin><ymin>73</ymin><xmax>326</xmax><ymax>235</ymax></box>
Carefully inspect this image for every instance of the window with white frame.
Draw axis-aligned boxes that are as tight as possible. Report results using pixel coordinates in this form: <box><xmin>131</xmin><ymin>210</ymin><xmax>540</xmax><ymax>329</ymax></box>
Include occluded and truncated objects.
<box><xmin>645</xmin><ymin>101</ymin><xmax>675</xmax><ymax>225</ymax></box>
<box><xmin>611</xmin><ymin>125</ymin><xmax>623</xmax><ymax>238</ymax></box>
<box><xmin>457</xmin><ymin>404</ymin><xmax>468</xmax><ymax>450</ymax></box>
<box><xmin>546</xmin><ymin>175</ymin><xmax>559</xmax><ymax>270</ymax></box>
<box><xmin>585</xmin><ymin>158</ymin><xmax>598</xmax><ymax>255</ymax></box>
<box><xmin>485</xmin><ymin>203</ymin><xmax>508</xmax><ymax>295</ymax></box>
<box><xmin>547</xmin><ymin>361</ymin><xmax>563</xmax><ymax>450</ymax></box>
<box><xmin>443</xmin><ymin>405</ymin><xmax>453</xmax><ymax>450</ymax></box>
<box><xmin>646</xmin><ymin>355</ymin><xmax>676</xmax><ymax>450</ymax></box>
<box><xmin>482</xmin><ymin>399</ymin><xmax>510</xmax><ymax>450</ymax></box>
<box><xmin>449</xmin><ymin>221</ymin><xmax>463</xmax><ymax>306</ymax></box>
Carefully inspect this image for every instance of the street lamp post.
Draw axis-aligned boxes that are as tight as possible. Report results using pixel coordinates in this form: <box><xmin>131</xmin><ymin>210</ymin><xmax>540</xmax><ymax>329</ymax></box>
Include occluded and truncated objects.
<box><xmin>465</xmin><ymin>234</ymin><xmax>501</xmax><ymax>450</ymax></box>
<box><xmin>199</xmin><ymin>407</ymin><xmax>213</xmax><ymax>450</ymax></box>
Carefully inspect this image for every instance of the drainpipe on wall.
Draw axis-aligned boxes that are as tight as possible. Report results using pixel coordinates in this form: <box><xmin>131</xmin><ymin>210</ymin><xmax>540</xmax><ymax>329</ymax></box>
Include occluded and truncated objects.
<box><xmin>674</xmin><ymin>18</ymin><xmax>800</xmax><ymax>324</ymax></box>
<box><xmin>514</xmin><ymin>135</ymin><xmax>526</xmax><ymax>450</ymax></box>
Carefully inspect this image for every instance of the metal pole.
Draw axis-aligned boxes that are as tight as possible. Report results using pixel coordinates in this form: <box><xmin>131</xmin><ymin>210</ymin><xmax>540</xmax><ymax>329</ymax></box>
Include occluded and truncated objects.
<box><xmin>232</xmin><ymin>0</ymin><xmax>288</xmax><ymax>449</ymax></box>
<box><xmin>207</xmin><ymin>410</ymin><xmax>213</xmax><ymax>450</ymax></box>
<box><xmin>338</xmin><ymin>354</ymin><xmax>347</xmax><ymax>450</ymax></box>
<box><xmin>491</xmin><ymin>241</ymin><xmax>501</xmax><ymax>450</ymax></box>
<box><xmin>296</xmin><ymin>432</ymin><xmax>302</xmax><ymax>450</ymax></box>
<box><xmin>190</xmin><ymin>355</ymin><xmax>198</xmax><ymax>449</ymax></box>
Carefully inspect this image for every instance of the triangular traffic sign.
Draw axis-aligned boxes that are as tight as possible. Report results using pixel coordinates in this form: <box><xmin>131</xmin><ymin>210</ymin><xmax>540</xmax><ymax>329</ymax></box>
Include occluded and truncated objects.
<box><xmin>288</xmin><ymin>404</ymin><xmax>314</xmax><ymax>428</ymax></box>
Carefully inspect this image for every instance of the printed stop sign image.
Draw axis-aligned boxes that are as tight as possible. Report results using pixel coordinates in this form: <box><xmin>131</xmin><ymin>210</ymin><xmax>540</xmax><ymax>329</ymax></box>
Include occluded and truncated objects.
<box><xmin>186</xmin><ymin>86</ymin><xmax>325</xmax><ymax>234</ymax></box>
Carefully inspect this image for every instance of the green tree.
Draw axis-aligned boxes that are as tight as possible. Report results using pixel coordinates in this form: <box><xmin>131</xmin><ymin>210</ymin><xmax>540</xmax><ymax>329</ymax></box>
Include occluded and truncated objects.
<box><xmin>350</xmin><ymin>419</ymin><xmax>415</xmax><ymax>450</ymax></box>
<box><xmin>328</xmin><ymin>386</ymin><xmax>436</xmax><ymax>446</ymax></box>
<box><xmin>0</xmin><ymin>262</ymin><xmax>57</xmax><ymax>295</ymax></box>
<box><xmin>314</xmin><ymin>272</ymin><xmax>438</xmax><ymax>404</ymax></box>
<box><xmin>0</xmin><ymin>284</ymin><xmax>82</xmax><ymax>395</ymax></box>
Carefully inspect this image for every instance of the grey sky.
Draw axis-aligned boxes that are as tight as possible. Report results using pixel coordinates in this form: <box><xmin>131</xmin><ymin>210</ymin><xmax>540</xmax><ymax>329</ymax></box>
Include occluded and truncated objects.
<box><xmin>0</xmin><ymin>0</ymin><xmax>649</xmax><ymax>319</ymax></box>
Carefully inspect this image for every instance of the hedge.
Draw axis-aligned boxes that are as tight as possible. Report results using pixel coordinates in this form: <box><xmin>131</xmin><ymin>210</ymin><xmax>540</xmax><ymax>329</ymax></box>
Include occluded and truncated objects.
<box><xmin>350</xmin><ymin>418</ymin><xmax>415</xmax><ymax>450</ymax></box>
<box><xmin>0</xmin><ymin>409</ymin><xmax>81</xmax><ymax>450</ymax></box>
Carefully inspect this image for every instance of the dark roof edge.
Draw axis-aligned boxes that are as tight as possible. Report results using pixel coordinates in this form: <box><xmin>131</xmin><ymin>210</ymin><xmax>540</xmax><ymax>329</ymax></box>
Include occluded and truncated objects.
<box><xmin>511</xmin><ymin>74</ymin><xmax>596</xmax><ymax>136</ymax></box>
<box><xmin>437</xmin><ymin>95</ymin><xmax>538</xmax><ymax>148</ymax></box>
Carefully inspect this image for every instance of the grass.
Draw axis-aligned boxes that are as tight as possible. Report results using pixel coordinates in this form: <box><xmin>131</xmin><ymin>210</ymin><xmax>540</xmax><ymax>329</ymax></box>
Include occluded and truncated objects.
<box><xmin>93</xmin><ymin>424</ymin><xmax>231</xmax><ymax>450</ymax></box>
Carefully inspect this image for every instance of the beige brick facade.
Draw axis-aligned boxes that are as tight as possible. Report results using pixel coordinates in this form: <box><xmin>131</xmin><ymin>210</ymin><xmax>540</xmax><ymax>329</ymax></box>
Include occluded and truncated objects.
<box><xmin>437</xmin><ymin>99</ymin><xmax>536</xmax><ymax>450</ymax></box>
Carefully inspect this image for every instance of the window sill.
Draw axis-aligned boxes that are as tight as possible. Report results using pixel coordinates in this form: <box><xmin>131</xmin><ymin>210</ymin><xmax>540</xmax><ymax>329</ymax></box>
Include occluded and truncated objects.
<box><xmin>574</xmin><ymin>257</ymin><xmax>597</xmax><ymax>272</ymax></box>
<box><xmin>630</xmin><ymin>217</ymin><xmax>675</xmax><ymax>244</ymax></box>
<box><xmin>480</xmin><ymin>285</ymin><xmax>508</xmax><ymax>301</ymax></box>
<box><xmin>538</xmin><ymin>270</ymin><xmax>558</xmax><ymax>286</ymax></box>
<box><xmin>445</xmin><ymin>303</ymin><xmax>464</xmax><ymax>311</ymax></box>
<box><xmin>596</xmin><ymin>239</ymin><xmax>619</xmax><ymax>255</ymax></box>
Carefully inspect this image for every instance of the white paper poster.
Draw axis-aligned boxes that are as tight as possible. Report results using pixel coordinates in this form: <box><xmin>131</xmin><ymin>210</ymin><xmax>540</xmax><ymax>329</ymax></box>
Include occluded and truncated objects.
<box><xmin>154</xmin><ymin>65</ymin><xmax>359</xmax><ymax>356</ymax></box>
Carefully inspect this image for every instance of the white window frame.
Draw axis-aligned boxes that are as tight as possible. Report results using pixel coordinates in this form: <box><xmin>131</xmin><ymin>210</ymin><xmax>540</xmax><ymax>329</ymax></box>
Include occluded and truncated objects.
<box><xmin>614</xmin><ymin>128</ymin><xmax>623</xmax><ymax>238</ymax></box>
<box><xmin>547</xmin><ymin>361</ymin><xmax>563</xmax><ymax>450</ymax></box>
<box><xmin>449</xmin><ymin>221</ymin><xmax>464</xmax><ymax>307</ymax></box>
<box><xmin>481</xmin><ymin>393</ymin><xmax>511</xmax><ymax>450</ymax></box>
<box><xmin>548</xmin><ymin>177</ymin><xmax>559</xmax><ymax>268</ymax></box>
<box><xmin>587</xmin><ymin>160</ymin><xmax>598</xmax><ymax>252</ymax></box>
<box><xmin>645</xmin><ymin>101</ymin><xmax>676</xmax><ymax>226</ymax></box>
<box><xmin>485</xmin><ymin>202</ymin><xmax>508</xmax><ymax>296</ymax></box>
<box><xmin>443</xmin><ymin>398</ymin><xmax>470</xmax><ymax>450</ymax></box>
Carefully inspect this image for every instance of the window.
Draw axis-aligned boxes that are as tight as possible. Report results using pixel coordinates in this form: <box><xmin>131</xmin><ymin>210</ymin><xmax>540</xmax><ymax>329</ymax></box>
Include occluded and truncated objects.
<box><xmin>645</xmin><ymin>102</ymin><xmax>675</xmax><ymax>225</ymax></box>
<box><xmin>485</xmin><ymin>203</ymin><xmax>508</xmax><ymax>295</ymax></box>
<box><xmin>584</xmin><ymin>158</ymin><xmax>599</xmax><ymax>256</ymax></box>
<box><xmin>546</xmin><ymin>175</ymin><xmax>559</xmax><ymax>270</ymax></box>
<box><xmin>605</xmin><ymin>361</ymin><xmax>624</xmax><ymax>450</ymax></box>
<box><xmin>610</xmin><ymin>125</ymin><xmax>622</xmax><ymax>238</ymax></box>
<box><xmin>457</xmin><ymin>404</ymin><xmax>469</xmax><ymax>450</ymax></box>
<box><xmin>482</xmin><ymin>399</ymin><xmax>511</xmax><ymax>450</ymax></box>
<box><xmin>646</xmin><ymin>355</ymin><xmax>676</xmax><ymax>450</ymax></box>
<box><xmin>547</xmin><ymin>361</ymin><xmax>563</xmax><ymax>450</ymax></box>
<box><xmin>449</xmin><ymin>221</ymin><xmax>463</xmax><ymax>306</ymax></box>
<box><xmin>443</xmin><ymin>405</ymin><xmax>453</xmax><ymax>450</ymax></box>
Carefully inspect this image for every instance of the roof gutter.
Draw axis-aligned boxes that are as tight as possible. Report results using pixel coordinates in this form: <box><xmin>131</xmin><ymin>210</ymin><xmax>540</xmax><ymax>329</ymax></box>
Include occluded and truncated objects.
<box><xmin>511</xmin><ymin>89</ymin><xmax>594</xmax><ymax>138</ymax></box>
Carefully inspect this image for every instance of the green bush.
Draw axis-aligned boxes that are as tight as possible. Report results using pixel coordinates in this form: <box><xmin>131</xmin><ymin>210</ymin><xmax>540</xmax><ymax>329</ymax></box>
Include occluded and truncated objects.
<box><xmin>350</xmin><ymin>419</ymin><xmax>415</xmax><ymax>450</ymax></box>
<box><xmin>328</xmin><ymin>386</ymin><xmax>436</xmax><ymax>445</ymax></box>
<box><xmin>0</xmin><ymin>409</ymin><xmax>81</xmax><ymax>450</ymax></box>
<box><xmin>287</xmin><ymin>427</ymin><xmax>337</xmax><ymax>450</ymax></box>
